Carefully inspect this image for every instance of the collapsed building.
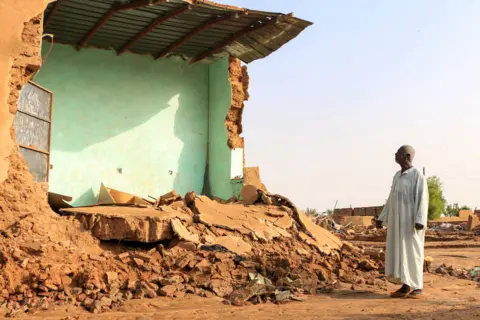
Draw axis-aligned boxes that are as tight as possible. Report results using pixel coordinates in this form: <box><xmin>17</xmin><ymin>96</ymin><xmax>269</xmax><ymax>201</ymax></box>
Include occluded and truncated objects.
<box><xmin>12</xmin><ymin>0</ymin><xmax>313</xmax><ymax>207</ymax></box>
<box><xmin>0</xmin><ymin>0</ymin><xmax>389</xmax><ymax>317</ymax></box>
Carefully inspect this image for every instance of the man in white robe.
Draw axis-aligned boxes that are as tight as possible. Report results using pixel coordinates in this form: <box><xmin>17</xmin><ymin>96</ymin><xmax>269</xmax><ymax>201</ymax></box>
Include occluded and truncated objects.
<box><xmin>376</xmin><ymin>145</ymin><xmax>429</xmax><ymax>298</ymax></box>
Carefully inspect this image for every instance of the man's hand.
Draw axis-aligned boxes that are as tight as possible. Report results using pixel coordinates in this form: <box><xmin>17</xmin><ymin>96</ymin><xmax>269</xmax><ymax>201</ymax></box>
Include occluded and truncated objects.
<box><xmin>414</xmin><ymin>223</ymin><xmax>424</xmax><ymax>230</ymax></box>
<box><xmin>376</xmin><ymin>220</ymin><xmax>383</xmax><ymax>229</ymax></box>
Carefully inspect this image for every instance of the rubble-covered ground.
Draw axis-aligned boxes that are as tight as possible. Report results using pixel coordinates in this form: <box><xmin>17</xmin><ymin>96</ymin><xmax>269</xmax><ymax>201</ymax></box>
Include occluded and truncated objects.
<box><xmin>19</xmin><ymin>250</ymin><xmax>480</xmax><ymax>320</ymax></box>
<box><xmin>338</xmin><ymin>225</ymin><xmax>479</xmax><ymax>243</ymax></box>
<box><xmin>0</xmin><ymin>172</ymin><xmax>390</xmax><ymax>318</ymax></box>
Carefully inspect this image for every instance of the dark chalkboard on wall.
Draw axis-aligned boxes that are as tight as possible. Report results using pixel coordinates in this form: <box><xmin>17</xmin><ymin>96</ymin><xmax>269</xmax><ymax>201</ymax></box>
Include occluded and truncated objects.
<box><xmin>14</xmin><ymin>81</ymin><xmax>52</xmax><ymax>182</ymax></box>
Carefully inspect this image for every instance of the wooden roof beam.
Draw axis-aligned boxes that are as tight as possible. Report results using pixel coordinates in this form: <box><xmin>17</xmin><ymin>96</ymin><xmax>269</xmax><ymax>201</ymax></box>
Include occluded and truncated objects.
<box><xmin>190</xmin><ymin>13</ymin><xmax>292</xmax><ymax>64</ymax></box>
<box><xmin>78</xmin><ymin>0</ymin><xmax>168</xmax><ymax>48</ymax></box>
<box><xmin>44</xmin><ymin>0</ymin><xmax>66</xmax><ymax>27</ymax></box>
<box><xmin>155</xmin><ymin>11</ymin><xmax>247</xmax><ymax>60</ymax></box>
<box><xmin>118</xmin><ymin>5</ymin><xmax>192</xmax><ymax>56</ymax></box>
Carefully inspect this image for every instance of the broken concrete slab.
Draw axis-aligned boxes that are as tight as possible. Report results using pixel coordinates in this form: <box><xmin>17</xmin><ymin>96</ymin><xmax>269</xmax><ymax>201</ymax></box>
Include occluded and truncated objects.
<box><xmin>97</xmin><ymin>183</ymin><xmax>151</xmax><ymax>206</ymax></box>
<box><xmin>154</xmin><ymin>190</ymin><xmax>182</xmax><ymax>208</ymax></box>
<box><xmin>297</xmin><ymin>209</ymin><xmax>342</xmax><ymax>254</ymax></box>
<box><xmin>61</xmin><ymin>206</ymin><xmax>192</xmax><ymax>243</ymax></box>
<box><xmin>214</xmin><ymin>236</ymin><xmax>252</xmax><ymax>255</ymax></box>
<box><xmin>194</xmin><ymin>196</ymin><xmax>292</xmax><ymax>241</ymax></box>
<box><xmin>171</xmin><ymin>218</ymin><xmax>200</xmax><ymax>244</ymax></box>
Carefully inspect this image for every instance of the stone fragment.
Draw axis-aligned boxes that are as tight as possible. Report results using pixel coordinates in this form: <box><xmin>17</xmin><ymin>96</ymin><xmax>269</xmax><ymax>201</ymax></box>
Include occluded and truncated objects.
<box><xmin>159</xmin><ymin>285</ymin><xmax>176</xmax><ymax>297</ymax></box>
<box><xmin>214</xmin><ymin>236</ymin><xmax>252</xmax><ymax>255</ymax></box>
<box><xmin>159</xmin><ymin>275</ymin><xmax>184</xmax><ymax>286</ymax></box>
<box><xmin>359</xmin><ymin>259</ymin><xmax>378</xmax><ymax>271</ymax></box>
<box><xmin>133</xmin><ymin>289</ymin><xmax>145</xmax><ymax>299</ymax></box>
<box><xmin>45</xmin><ymin>284</ymin><xmax>58</xmax><ymax>291</ymax></box>
<box><xmin>143</xmin><ymin>287</ymin><xmax>157</xmax><ymax>298</ymax></box>
<box><xmin>175</xmin><ymin>255</ymin><xmax>192</xmax><ymax>269</ymax></box>
<box><xmin>133</xmin><ymin>258</ymin><xmax>145</xmax><ymax>267</ymax></box>
<box><xmin>275</xmin><ymin>290</ymin><xmax>290</xmax><ymax>302</ymax></box>
<box><xmin>77</xmin><ymin>293</ymin><xmax>87</xmax><ymax>302</ymax></box>
<box><xmin>154</xmin><ymin>190</ymin><xmax>182</xmax><ymax>207</ymax></box>
<box><xmin>20</xmin><ymin>258</ymin><xmax>29</xmax><ymax>268</ymax></box>
<box><xmin>123</xmin><ymin>291</ymin><xmax>133</xmax><ymax>300</ymax></box>
<box><xmin>195</xmin><ymin>259</ymin><xmax>210</xmax><ymax>270</ymax></box>
<box><xmin>203</xmin><ymin>235</ymin><xmax>215</xmax><ymax>244</ymax></box>
<box><xmin>83</xmin><ymin>297</ymin><xmax>94</xmax><ymax>308</ymax></box>
<box><xmin>171</xmin><ymin>218</ymin><xmax>200</xmax><ymax>244</ymax></box>
<box><xmin>132</xmin><ymin>253</ymin><xmax>152</xmax><ymax>262</ymax></box>
<box><xmin>106</xmin><ymin>272</ymin><xmax>118</xmax><ymax>285</ymax></box>
<box><xmin>240</xmin><ymin>185</ymin><xmax>259</xmax><ymax>205</ymax></box>
<box><xmin>117</xmin><ymin>252</ymin><xmax>130</xmax><ymax>260</ymax></box>
<box><xmin>12</xmin><ymin>249</ymin><xmax>24</xmax><ymax>261</ymax></box>
<box><xmin>170</xmin><ymin>240</ymin><xmax>197</xmax><ymax>252</ymax></box>
<box><xmin>127</xmin><ymin>280</ymin><xmax>137</xmax><ymax>291</ymax></box>
<box><xmin>228</xmin><ymin>283</ymin><xmax>273</xmax><ymax>306</ymax></box>
<box><xmin>184</xmin><ymin>192</ymin><xmax>196</xmax><ymax>206</ymax></box>
<box><xmin>209</xmin><ymin>279</ymin><xmax>234</xmax><ymax>297</ymax></box>
<box><xmin>296</xmin><ymin>248</ymin><xmax>310</xmax><ymax>256</ymax></box>
<box><xmin>89</xmin><ymin>255</ymin><xmax>106</xmax><ymax>262</ymax></box>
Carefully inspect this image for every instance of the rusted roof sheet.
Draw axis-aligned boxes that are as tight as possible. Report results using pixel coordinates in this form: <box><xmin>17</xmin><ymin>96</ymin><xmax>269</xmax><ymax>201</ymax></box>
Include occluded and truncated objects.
<box><xmin>43</xmin><ymin>0</ymin><xmax>312</xmax><ymax>63</ymax></box>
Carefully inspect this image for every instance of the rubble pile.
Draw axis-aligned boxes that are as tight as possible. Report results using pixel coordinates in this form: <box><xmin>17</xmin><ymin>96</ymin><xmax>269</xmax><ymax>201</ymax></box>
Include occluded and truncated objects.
<box><xmin>433</xmin><ymin>264</ymin><xmax>480</xmax><ymax>284</ymax></box>
<box><xmin>339</xmin><ymin>226</ymin><xmax>477</xmax><ymax>243</ymax></box>
<box><xmin>0</xmin><ymin>192</ymin><xmax>386</xmax><ymax>316</ymax></box>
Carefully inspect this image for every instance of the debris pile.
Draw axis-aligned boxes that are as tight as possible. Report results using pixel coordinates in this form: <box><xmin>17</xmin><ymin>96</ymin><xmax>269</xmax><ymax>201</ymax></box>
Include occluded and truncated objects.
<box><xmin>433</xmin><ymin>264</ymin><xmax>480</xmax><ymax>283</ymax></box>
<box><xmin>338</xmin><ymin>225</ymin><xmax>477</xmax><ymax>243</ymax></box>
<box><xmin>0</xmin><ymin>190</ymin><xmax>387</xmax><ymax>316</ymax></box>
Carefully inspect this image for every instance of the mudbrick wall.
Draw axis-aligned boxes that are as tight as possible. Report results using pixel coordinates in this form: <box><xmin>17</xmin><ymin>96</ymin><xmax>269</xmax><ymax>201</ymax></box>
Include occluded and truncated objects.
<box><xmin>226</xmin><ymin>56</ymin><xmax>249</xmax><ymax>149</ymax></box>
<box><xmin>0</xmin><ymin>1</ymin><xmax>48</xmax><ymax>179</ymax></box>
<box><xmin>0</xmin><ymin>1</ymin><xmax>54</xmax><ymax>228</ymax></box>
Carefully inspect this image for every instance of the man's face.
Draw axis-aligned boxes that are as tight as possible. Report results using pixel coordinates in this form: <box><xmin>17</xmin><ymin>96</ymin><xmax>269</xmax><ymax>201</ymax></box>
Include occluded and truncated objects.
<box><xmin>395</xmin><ymin>149</ymin><xmax>402</xmax><ymax>164</ymax></box>
<box><xmin>395</xmin><ymin>149</ymin><xmax>409</xmax><ymax>166</ymax></box>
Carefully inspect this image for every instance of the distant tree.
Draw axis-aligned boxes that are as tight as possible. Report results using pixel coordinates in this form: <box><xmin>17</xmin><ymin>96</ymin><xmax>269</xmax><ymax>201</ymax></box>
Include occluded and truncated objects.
<box><xmin>427</xmin><ymin>176</ymin><xmax>446</xmax><ymax>220</ymax></box>
<box><xmin>305</xmin><ymin>208</ymin><xmax>319</xmax><ymax>217</ymax></box>
<box><xmin>444</xmin><ymin>203</ymin><xmax>471</xmax><ymax>217</ymax></box>
<box><xmin>326</xmin><ymin>209</ymin><xmax>333</xmax><ymax>215</ymax></box>
<box><xmin>445</xmin><ymin>203</ymin><xmax>460</xmax><ymax>217</ymax></box>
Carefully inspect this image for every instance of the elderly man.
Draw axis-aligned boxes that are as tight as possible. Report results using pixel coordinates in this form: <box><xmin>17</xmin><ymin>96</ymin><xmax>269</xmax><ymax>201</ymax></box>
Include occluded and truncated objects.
<box><xmin>376</xmin><ymin>145</ymin><xmax>429</xmax><ymax>298</ymax></box>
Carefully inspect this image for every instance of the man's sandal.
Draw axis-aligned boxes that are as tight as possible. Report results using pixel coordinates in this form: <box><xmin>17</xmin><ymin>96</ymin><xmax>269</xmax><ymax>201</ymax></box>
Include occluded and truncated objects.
<box><xmin>407</xmin><ymin>289</ymin><xmax>423</xmax><ymax>299</ymax></box>
<box><xmin>390</xmin><ymin>286</ymin><xmax>411</xmax><ymax>298</ymax></box>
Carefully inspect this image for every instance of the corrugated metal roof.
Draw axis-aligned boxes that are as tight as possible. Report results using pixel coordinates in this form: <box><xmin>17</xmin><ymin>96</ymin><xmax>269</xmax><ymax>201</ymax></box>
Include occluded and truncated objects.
<box><xmin>43</xmin><ymin>0</ymin><xmax>312</xmax><ymax>63</ymax></box>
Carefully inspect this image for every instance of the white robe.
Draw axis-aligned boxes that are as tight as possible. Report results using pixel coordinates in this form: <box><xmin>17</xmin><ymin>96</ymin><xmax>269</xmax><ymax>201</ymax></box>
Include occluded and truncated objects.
<box><xmin>377</xmin><ymin>167</ymin><xmax>429</xmax><ymax>290</ymax></box>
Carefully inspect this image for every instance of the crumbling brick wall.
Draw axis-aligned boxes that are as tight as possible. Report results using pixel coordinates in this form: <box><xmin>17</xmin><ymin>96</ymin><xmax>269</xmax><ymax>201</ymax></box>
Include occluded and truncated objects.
<box><xmin>0</xmin><ymin>2</ymin><xmax>53</xmax><ymax>228</ymax></box>
<box><xmin>226</xmin><ymin>56</ymin><xmax>249</xmax><ymax>149</ymax></box>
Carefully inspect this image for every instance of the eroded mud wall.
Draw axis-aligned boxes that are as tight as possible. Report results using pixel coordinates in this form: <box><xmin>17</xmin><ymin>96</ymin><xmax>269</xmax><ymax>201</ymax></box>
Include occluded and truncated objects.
<box><xmin>226</xmin><ymin>56</ymin><xmax>249</xmax><ymax>149</ymax></box>
<box><xmin>0</xmin><ymin>1</ymin><xmax>54</xmax><ymax>227</ymax></box>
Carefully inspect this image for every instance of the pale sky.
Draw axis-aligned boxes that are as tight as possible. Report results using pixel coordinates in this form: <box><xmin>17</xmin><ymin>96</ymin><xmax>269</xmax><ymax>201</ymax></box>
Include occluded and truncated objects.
<box><xmin>229</xmin><ymin>0</ymin><xmax>480</xmax><ymax>211</ymax></box>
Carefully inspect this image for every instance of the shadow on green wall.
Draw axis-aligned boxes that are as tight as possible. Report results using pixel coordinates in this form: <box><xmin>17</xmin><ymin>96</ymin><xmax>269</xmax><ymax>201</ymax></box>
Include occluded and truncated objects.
<box><xmin>69</xmin><ymin>90</ymin><xmax>207</xmax><ymax>206</ymax></box>
<box><xmin>35</xmin><ymin>44</ymin><xmax>209</xmax><ymax>206</ymax></box>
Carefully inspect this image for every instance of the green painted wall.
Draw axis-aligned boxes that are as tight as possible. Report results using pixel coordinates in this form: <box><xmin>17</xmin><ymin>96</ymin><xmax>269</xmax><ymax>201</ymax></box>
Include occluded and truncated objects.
<box><xmin>36</xmin><ymin>43</ymin><xmax>209</xmax><ymax>206</ymax></box>
<box><xmin>208</xmin><ymin>57</ymin><xmax>244</xmax><ymax>200</ymax></box>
